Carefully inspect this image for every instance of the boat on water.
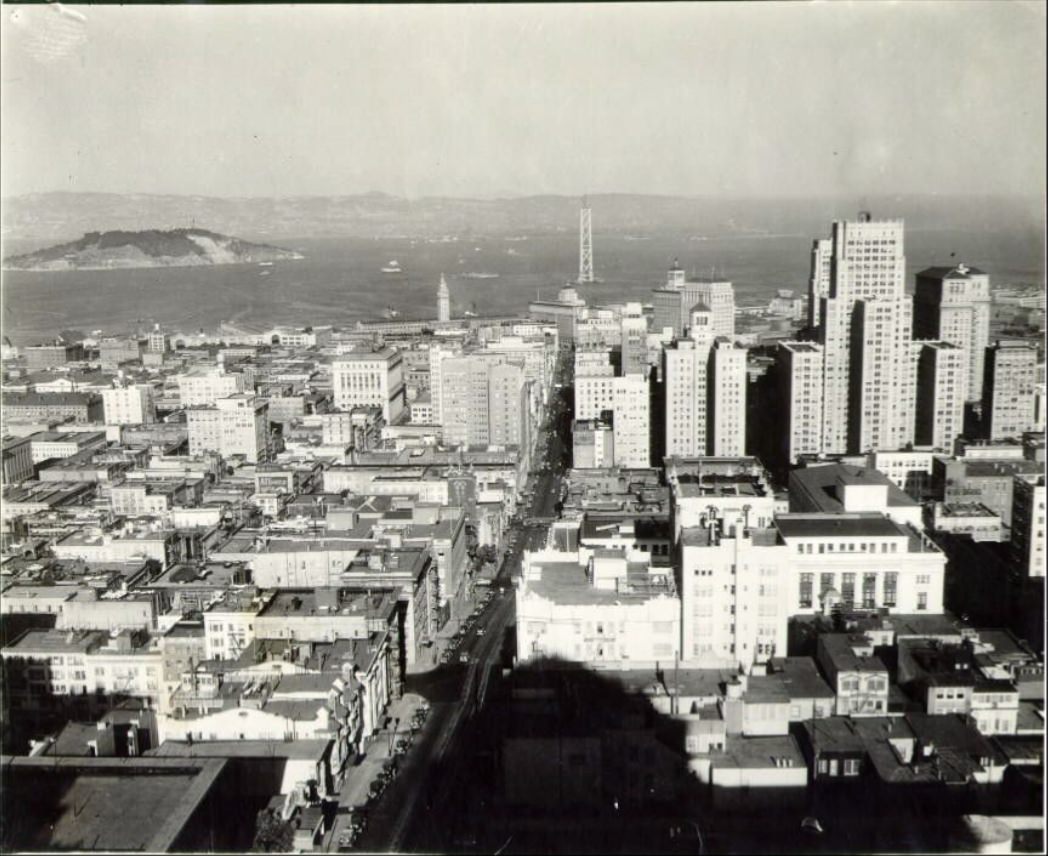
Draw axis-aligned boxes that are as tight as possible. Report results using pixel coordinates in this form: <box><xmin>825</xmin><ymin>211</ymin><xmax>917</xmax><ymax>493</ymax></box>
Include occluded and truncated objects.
<box><xmin>461</xmin><ymin>272</ymin><xmax>499</xmax><ymax>279</ymax></box>
<box><xmin>258</xmin><ymin>261</ymin><xmax>274</xmax><ymax>267</ymax></box>
<box><xmin>381</xmin><ymin>260</ymin><xmax>403</xmax><ymax>274</ymax></box>
<box><xmin>385</xmin><ymin>306</ymin><xmax>400</xmax><ymax>318</ymax></box>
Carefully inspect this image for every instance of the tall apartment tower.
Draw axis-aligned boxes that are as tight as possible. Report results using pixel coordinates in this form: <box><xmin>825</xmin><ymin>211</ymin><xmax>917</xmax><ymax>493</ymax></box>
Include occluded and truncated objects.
<box><xmin>441</xmin><ymin>355</ymin><xmax>527</xmax><ymax>447</ymax></box>
<box><xmin>915</xmin><ymin>341</ymin><xmax>966</xmax><ymax>450</ymax></box>
<box><xmin>663</xmin><ymin>306</ymin><xmax>715</xmax><ymax>456</ymax></box>
<box><xmin>620</xmin><ymin>304</ymin><xmax>649</xmax><ymax>377</ymax></box>
<box><xmin>652</xmin><ymin>262</ymin><xmax>735</xmax><ymax>340</ymax></box>
<box><xmin>914</xmin><ymin>265</ymin><xmax>991</xmax><ymax>402</ymax></box>
<box><xmin>982</xmin><ymin>340</ymin><xmax>1040</xmax><ymax>440</ymax></box>
<box><xmin>709</xmin><ymin>338</ymin><xmax>747</xmax><ymax>456</ymax></box>
<box><xmin>662</xmin><ymin>312</ymin><xmax>745</xmax><ymax>457</ymax></box>
<box><xmin>693</xmin><ymin>281</ymin><xmax>736</xmax><ymax>339</ymax></box>
<box><xmin>807</xmin><ymin>238</ymin><xmax>832</xmax><ymax>330</ymax></box>
<box><xmin>1011</xmin><ymin>474</ymin><xmax>1046</xmax><ymax>579</ymax></box>
<box><xmin>437</xmin><ymin>274</ymin><xmax>451</xmax><ymax>322</ymax></box>
<box><xmin>776</xmin><ymin>342</ymin><xmax>824</xmax><ymax>465</ymax></box>
<box><xmin>575</xmin><ymin>350</ymin><xmax>650</xmax><ymax>467</ymax></box>
<box><xmin>814</xmin><ymin>214</ymin><xmax>914</xmax><ymax>454</ymax></box>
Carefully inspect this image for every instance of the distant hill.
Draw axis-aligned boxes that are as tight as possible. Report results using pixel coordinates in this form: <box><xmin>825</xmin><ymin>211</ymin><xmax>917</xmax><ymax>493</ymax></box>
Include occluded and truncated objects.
<box><xmin>1</xmin><ymin>191</ymin><xmax>1042</xmax><ymax>246</ymax></box>
<box><xmin>1</xmin><ymin>227</ymin><xmax>303</xmax><ymax>271</ymax></box>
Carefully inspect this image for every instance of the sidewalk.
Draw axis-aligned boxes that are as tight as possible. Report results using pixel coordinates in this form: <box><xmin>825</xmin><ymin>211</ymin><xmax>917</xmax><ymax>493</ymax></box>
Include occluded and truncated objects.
<box><xmin>325</xmin><ymin>694</ymin><xmax>427</xmax><ymax>850</ymax></box>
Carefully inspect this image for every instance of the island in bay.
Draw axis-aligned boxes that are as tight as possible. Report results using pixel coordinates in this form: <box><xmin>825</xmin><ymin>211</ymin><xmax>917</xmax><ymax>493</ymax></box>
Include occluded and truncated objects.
<box><xmin>1</xmin><ymin>227</ymin><xmax>303</xmax><ymax>271</ymax></box>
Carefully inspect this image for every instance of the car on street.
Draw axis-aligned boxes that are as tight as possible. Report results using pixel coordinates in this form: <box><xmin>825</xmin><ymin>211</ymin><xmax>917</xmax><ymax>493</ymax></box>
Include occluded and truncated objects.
<box><xmin>459</xmin><ymin>652</ymin><xmax>470</xmax><ymax>664</ymax></box>
<box><xmin>476</xmin><ymin>628</ymin><xmax>485</xmax><ymax>637</ymax></box>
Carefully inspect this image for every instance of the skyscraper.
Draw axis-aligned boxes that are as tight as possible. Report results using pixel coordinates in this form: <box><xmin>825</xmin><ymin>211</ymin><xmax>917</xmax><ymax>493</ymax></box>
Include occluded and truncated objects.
<box><xmin>915</xmin><ymin>341</ymin><xmax>965</xmax><ymax>450</ymax></box>
<box><xmin>914</xmin><ymin>264</ymin><xmax>991</xmax><ymax>402</ymax></box>
<box><xmin>437</xmin><ymin>273</ymin><xmax>451</xmax><ymax>322</ymax></box>
<box><xmin>575</xmin><ymin>349</ymin><xmax>650</xmax><ymax>467</ymax></box>
<box><xmin>662</xmin><ymin>310</ymin><xmax>746</xmax><ymax>457</ymax></box>
<box><xmin>651</xmin><ymin>260</ymin><xmax>735</xmax><ymax>340</ymax></box>
<box><xmin>982</xmin><ymin>340</ymin><xmax>1040</xmax><ymax>439</ymax></box>
<box><xmin>776</xmin><ymin>341</ymin><xmax>824</xmax><ymax>465</ymax></box>
<box><xmin>709</xmin><ymin>338</ymin><xmax>747</xmax><ymax>456</ymax></box>
<box><xmin>813</xmin><ymin>214</ymin><xmax>914</xmax><ymax>454</ymax></box>
<box><xmin>807</xmin><ymin>238</ymin><xmax>832</xmax><ymax>330</ymax></box>
<box><xmin>692</xmin><ymin>281</ymin><xmax>735</xmax><ymax>339</ymax></box>
<box><xmin>440</xmin><ymin>354</ymin><xmax>527</xmax><ymax>447</ymax></box>
<box><xmin>619</xmin><ymin>304</ymin><xmax>649</xmax><ymax>377</ymax></box>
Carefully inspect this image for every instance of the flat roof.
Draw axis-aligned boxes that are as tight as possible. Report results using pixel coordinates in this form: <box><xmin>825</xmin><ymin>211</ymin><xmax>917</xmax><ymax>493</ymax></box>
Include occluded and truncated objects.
<box><xmin>258</xmin><ymin>589</ymin><xmax>395</xmax><ymax>619</ymax></box>
<box><xmin>775</xmin><ymin>512</ymin><xmax>906</xmax><ymax>539</ymax></box>
<box><xmin>791</xmin><ymin>463</ymin><xmax>916</xmax><ymax>510</ymax></box>
<box><xmin>717</xmin><ymin>734</ymin><xmax>805</xmax><ymax>769</ymax></box>
<box><xmin>148</xmin><ymin>738</ymin><xmax>331</xmax><ymax>761</ymax></box>
<box><xmin>3</xmin><ymin>628</ymin><xmax>101</xmax><ymax>655</ymax></box>
<box><xmin>1</xmin><ymin>755</ymin><xmax>226</xmax><ymax>852</ymax></box>
<box><xmin>524</xmin><ymin>559</ymin><xmax>676</xmax><ymax>606</ymax></box>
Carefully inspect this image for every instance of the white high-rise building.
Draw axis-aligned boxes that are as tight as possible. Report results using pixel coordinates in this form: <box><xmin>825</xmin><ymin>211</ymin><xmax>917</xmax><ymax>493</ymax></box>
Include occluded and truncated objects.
<box><xmin>709</xmin><ymin>338</ymin><xmax>747</xmax><ymax>456</ymax></box>
<box><xmin>680</xmin><ymin>523</ymin><xmax>789</xmax><ymax>668</ymax></box>
<box><xmin>776</xmin><ymin>342</ymin><xmax>824</xmax><ymax>465</ymax></box>
<box><xmin>437</xmin><ymin>274</ymin><xmax>451</xmax><ymax>322</ymax></box>
<box><xmin>807</xmin><ymin>238</ymin><xmax>833</xmax><ymax>330</ymax></box>
<box><xmin>914</xmin><ymin>265</ymin><xmax>991</xmax><ymax>402</ymax></box>
<box><xmin>664</xmin><ymin>339</ymin><xmax>709</xmax><ymax>457</ymax></box>
<box><xmin>814</xmin><ymin>215</ymin><xmax>914</xmax><ymax>454</ymax></box>
<box><xmin>575</xmin><ymin>351</ymin><xmax>650</xmax><ymax>468</ymax></box>
<box><xmin>663</xmin><ymin>313</ymin><xmax>746</xmax><ymax>457</ymax></box>
<box><xmin>620</xmin><ymin>304</ymin><xmax>649</xmax><ymax>377</ymax></box>
<box><xmin>187</xmin><ymin>394</ymin><xmax>270</xmax><ymax>463</ymax></box>
<box><xmin>1011</xmin><ymin>475</ymin><xmax>1046</xmax><ymax>579</ymax></box>
<box><xmin>332</xmin><ymin>347</ymin><xmax>405</xmax><ymax>424</ymax></box>
<box><xmin>850</xmin><ymin>296</ymin><xmax>916</xmax><ymax>452</ymax></box>
<box><xmin>651</xmin><ymin>262</ymin><xmax>736</xmax><ymax>341</ymax></box>
<box><xmin>915</xmin><ymin>341</ymin><xmax>966</xmax><ymax>451</ymax></box>
<box><xmin>982</xmin><ymin>340</ymin><xmax>1040</xmax><ymax>440</ymax></box>
<box><xmin>102</xmin><ymin>384</ymin><xmax>156</xmax><ymax>426</ymax></box>
<box><xmin>692</xmin><ymin>281</ymin><xmax>735</xmax><ymax>339</ymax></box>
<box><xmin>441</xmin><ymin>354</ymin><xmax>527</xmax><ymax>447</ymax></box>
<box><xmin>427</xmin><ymin>343</ymin><xmax>459</xmax><ymax>426</ymax></box>
<box><xmin>177</xmin><ymin>369</ymin><xmax>246</xmax><ymax>407</ymax></box>
<box><xmin>610</xmin><ymin>374</ymin><xmax>651</xmax><ymax>468</ymax></box>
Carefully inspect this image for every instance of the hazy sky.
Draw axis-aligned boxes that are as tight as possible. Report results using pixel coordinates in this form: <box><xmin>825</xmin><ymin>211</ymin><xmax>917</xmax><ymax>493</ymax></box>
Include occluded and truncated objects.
<box><xmin>2</xmin><ymin>2</ymin><xmax>1045</xmax><ymax>199</ymax></box>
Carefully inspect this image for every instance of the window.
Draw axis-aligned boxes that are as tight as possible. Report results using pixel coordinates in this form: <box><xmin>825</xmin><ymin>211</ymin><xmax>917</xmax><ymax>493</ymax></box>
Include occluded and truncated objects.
<box><xmin>841</xmin><ymin>573</ymin><xmax>856</xmax><ymax>608</ymax></box>
<box><xmin>799</xmin><ymin>574</ymin><xmax>814</xmax><ymax>609</ymax></box>
<box><xmin>883</xmin><ymin>572</ymin><xmax>898</xmax><ymax>608</ymax></box>
<box><xmin>862</xmin><ymin>573</ymin><xmax>877</xmax><ymax>608</ymax></box>
<box><xmin>917</xmin><ymin>592</ymin><xmax>928</xmax><ymax>611</ymax></box>
<box><xmin>820</xmin><ymin>573</ymin><xmax>834</xmax><ymax>599</ymax></box>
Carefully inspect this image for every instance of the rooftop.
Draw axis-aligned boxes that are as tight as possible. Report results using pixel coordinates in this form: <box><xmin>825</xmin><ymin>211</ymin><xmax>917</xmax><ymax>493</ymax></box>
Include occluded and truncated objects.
<box><xmin>775</xmin><ymin>512</ymin><xmax>910</xmax><ymax>540</ymax></box>
<box><xmin>0</xmin><ymin>755</ymin><xmax>226</xmax><ymax>852</ymax></box>
<box><xmin>524</xmin><ymin>557</ymin><xmax>677</xmax><ymax>606</ymax></box>
<box><xmin>790</xmin><ymin>463</ymin><xmax>916</xmax><ymax>511</ymax></box>
<box><xmin>258</xmin><ymin>589</ymin><xmax>396</xmax><ymax>620</ymax></box>
<box><xmin>820</xmin><ymin>633</ymin><xmax>889</xmax><ymax>673</ymax></box>
<box><xmin>716</xmin><ymin>733</ymin><xmax>805</xmax><ymax>769</ymax></box>
<box><xmin>147</xmin><ymin>738</ymin><xmax>332</xmax><ymax>761</ymax></box>
<box><xmin>917</xmin><ymin>265</ymin><xmax>988</xmax><ymax>280</ymax></box>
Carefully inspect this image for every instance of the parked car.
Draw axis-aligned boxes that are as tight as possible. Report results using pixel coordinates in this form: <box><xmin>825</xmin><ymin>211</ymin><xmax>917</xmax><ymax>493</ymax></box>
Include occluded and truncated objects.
<box><xmin>459</xmin><ymin>652</ymin><xmax>470</xmax><ymax>664</ymax></box>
